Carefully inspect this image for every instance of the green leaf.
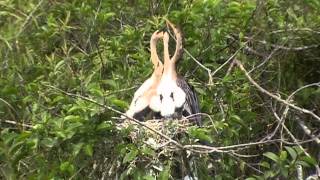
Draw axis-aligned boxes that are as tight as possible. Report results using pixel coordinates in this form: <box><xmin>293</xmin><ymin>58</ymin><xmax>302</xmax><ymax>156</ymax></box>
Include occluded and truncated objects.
<box><xmin>284</xmin><ymin>146</ymin><xmax>297</xmax><ymax>160</ymax></box>
<box><xmin>111</xmin><ymin>99</ymin><xmax>129</xmax><ymax>109</ymax></box>
<box><xmin>41</xmin><ymin>137</ymin><xmax>56</xmax><ymax>148</ymax></box>
<box><xmin>279</xmin><ymin>151</ymin><xmax>287</xmax><ymax>161</ymax></box>
<box><xmin>64</xmin><ymin>115</ymin><xmax>81</xmax><ymax>122</ymax></box>
<box><xmin>300</xmin><ymin>156</ymin><xmax>317</xmax><ymax>166</ymax></box>
<box><xmin>296</xmin><ymin>160</ymin><xmax>311</xmax><ymax>168</ymax></box>
<box><xmin>123</xmin><ymin>149</ymin><xmax>138</xmax><ymax>163</ymax></box>
<box><xmin>263</xmin><ymin>152</ymin><xmax>279</xmax><ymax>162</ymax></box>
<box><xmin>159</xmin><ymin>164</ymin><xmax>170</xmax><ymax>180</ymax></box>
<box><xmin>60</xmin><ymin>161</ymin><xmax>74</xmax><ymax>174</ymax></box>
<box><xmin>259</xmin><ymin>161</ymin><xmax>270</xmax><ymax>169</ymax></box>
<box><xmin>84</xmin><ymin>144</ymin><xmax>93</xmax><ymax>157</ymax></box>
<box><xmin>72</xmin><ymin>143</ymin><xmax>84</xmax><ymax>156</ymax></box>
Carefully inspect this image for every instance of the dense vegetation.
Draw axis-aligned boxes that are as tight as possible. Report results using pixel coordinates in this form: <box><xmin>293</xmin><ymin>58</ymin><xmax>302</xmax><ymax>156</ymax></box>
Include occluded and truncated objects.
<box><xmin>1</xmin><ymin>0</ymin><xmax>320</xmax><ymax>179</ymax></box>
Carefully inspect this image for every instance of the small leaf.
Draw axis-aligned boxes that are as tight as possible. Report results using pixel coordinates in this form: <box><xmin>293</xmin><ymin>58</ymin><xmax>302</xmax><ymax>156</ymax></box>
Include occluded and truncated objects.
<box><xmin>259</xmin><ymin>161</ymin><xmax>270</xmax><ymax>169</ymax></box>
<box><xmin>300</xmin><ymin>156</ymin><xmax>317</xmax><ymax>166</ymax></box>
<box><xmin>64</xmin><ymin>115</ymin><xmax>81</xmax><ymax>122</ymax></box>
<box><xmin>84</xmin><ymin>144</ymin><xmax>93</xmax><ymax>157</ymax></box>
<box><xmin>60</xmin><ymin>161</ymin><xmax>74</xmax><ymax>174</ymax></box>
<box><xmin>263</xmin><ymin>152</ymin><xmax>279</xmax><ymax>162</ymax></box>
<box><xmin>111</xmin><ymin>99</ymin><xmax>129</xmax><ymax>109</ymax></box>
<box><xmin>72</xmin><ymin>143</ymin><xmax>84</xmax><ymax>156</ymax></box>
<box><xmin>123</xmin><ymin>149</ymin><xmax>138</xmax><ymax>163</ymax></box>
<box><xmin>280</xmin><ymin>151</ymin><xmax>287</xmax><ymax>161</ymax></box>
<box><xmin>284</xmin><ymin>146</ymin><xmax>297</xmax><ymax>160</ymax></box>
<box><xmin>41</xmin><ymin>137</ymin><xmax>56</xmax><ymax>148</ymax></box>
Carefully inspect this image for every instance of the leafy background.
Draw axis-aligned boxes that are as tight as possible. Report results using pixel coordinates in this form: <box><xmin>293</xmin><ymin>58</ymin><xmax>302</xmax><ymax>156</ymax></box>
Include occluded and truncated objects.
<box><xmin>0</xmin><ymin>0</ymin><xmax>320</xmax><ymax>179</ymax></box>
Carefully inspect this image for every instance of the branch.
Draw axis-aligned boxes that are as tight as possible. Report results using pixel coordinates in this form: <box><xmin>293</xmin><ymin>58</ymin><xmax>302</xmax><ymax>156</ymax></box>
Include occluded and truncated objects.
<box><xmin>234</xmin><ymin>60</ymin><xmax>320</xmax><ymax>123</ymax></box>
<box><xmin>15</xmin><ymin>0</ymin><xmax>44</xmax><ymax>38</ymax></box>
<box><xmin>0</xmin><ymin>119</ymin><xmax>33</xmax><ymax>128</ymax></box>
<box><xmin>244</xmin><ymin>37</ymin><xmax>320</xmax><ymax>51</ymax></box>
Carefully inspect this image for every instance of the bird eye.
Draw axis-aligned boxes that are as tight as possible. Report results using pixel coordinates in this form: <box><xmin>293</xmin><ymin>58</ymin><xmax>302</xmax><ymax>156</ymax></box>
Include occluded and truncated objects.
<box><xmin>170</xmin><ymin>92</ymin><xmax>174</xmax><ymax>100</ymax></box>
<box><xmin>160</xmin><ymin>94</ymin><xmax>163</xmax><ymax>101</ymax></box>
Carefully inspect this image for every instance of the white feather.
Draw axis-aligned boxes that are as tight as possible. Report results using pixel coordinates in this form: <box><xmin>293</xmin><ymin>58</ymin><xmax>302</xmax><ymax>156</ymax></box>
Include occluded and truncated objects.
<box><xmin>149</xmin><ymin>95</ymin><xmax>161</xmax><ymax>112</ymax></box>
<box><xmin>126</xmin><ymin>78</ymin><xmax>153</xmax><ymax>116</ymax></box>
<box><xmin>157</xmin><ymin>75</ymin><xmax>186</xmax><ymax>117</ymax></box>
<box><xmin>173</xmin><ymin>86</ymin><xmax>186</xmax><ymax>108</ymax></box>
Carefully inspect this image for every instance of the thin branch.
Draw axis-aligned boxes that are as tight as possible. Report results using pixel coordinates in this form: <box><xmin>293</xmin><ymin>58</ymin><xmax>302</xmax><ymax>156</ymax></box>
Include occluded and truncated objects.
<box><xmin>244</xmin><ymin>37</ymin><xmax>320</xmax><ymax>51</ymax></box>
<box><xmin>0</xmin><ymin>119</ymin><xmax>33</xmax><ymax>128</ymax></box>
<box><xmin>248</xmin><ymin>47</ymin><xmax>280</xmax><ymax>74</ymax></box>
<box><xmin>211</xmin><ymin>46</ymin><xmax>244</xmax><ymax>77</ymax></box>
<box><xmin>15</xmin><ymin>0</ymin><xmax>44</xmax><ymax>38</ymax></box>
<box><xmin>234</xmin><ymin>59</ymin><xmax>320</xmax><ymax>123</ymax></box>
<box><xmin>183</xmin><ymin>48</ymin><xmax>213</xmax><ymax>85</ymax></box>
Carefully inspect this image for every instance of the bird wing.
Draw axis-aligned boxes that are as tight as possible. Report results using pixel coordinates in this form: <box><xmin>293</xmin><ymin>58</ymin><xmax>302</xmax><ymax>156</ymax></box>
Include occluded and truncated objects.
<box><xmin>176</xmin><ymin>77</ymin><xmax>201</xmax><ymax>126</ymax></box>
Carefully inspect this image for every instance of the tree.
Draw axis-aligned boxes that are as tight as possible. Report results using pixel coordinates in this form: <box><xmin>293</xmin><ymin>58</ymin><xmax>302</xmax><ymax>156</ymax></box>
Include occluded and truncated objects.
<box><xmin>0</xmin><ymin>0</ymin><xmax>319</xmax><ymax>179</ymax></box>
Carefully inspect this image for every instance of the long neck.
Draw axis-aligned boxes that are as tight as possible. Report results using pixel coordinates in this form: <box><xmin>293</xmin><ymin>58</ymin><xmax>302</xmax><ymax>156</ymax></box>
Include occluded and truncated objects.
<box><xmin>163</xmin><ymin>37</ymin><xmax>177</xmax><ymax>80</ymax></box>
<box><xmin>150</xmin><ymin>39</ymin><xmax>163</xmax><ymax>78</ymax></box>
<box><xmin>150</xmin><ymin>39</ymin><xmax>159</xmax><ymax>69</ymax></box>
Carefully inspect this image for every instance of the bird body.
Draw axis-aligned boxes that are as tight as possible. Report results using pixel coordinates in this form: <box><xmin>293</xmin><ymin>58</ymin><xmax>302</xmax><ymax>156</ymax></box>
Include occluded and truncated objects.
<box><xmin>156</xmin><ymin>21</ymin><xmax>201</xmax><ymax>125</ymax></box>
<box><xmin>125</xmin><ymin>20</ymin><xmax>201</xmax><ymax>125</ymax></box>
<box><xmin>126</xmin><ymin>31</ymin><xmax>164</xmax><ymax>120</ymax></box>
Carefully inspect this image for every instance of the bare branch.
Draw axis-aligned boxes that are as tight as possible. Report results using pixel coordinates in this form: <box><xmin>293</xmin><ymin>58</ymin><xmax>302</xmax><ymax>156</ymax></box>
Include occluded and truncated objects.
<box><xmin>234</xmin><ymin>60</ymin><xmax>320</xmax><ymax>123</ymax></box>
<box><xmin>0</xmin><ymin>119</ymin><xmax>33</xmax><ymax>128</ymax></box>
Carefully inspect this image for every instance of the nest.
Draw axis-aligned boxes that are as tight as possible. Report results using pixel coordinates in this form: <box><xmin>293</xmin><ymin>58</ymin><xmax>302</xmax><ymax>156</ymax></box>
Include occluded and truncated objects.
<box><xmin>116</xmin><ymin>118</ymin><xmax>198</xmax><ymax>149</ymax></box>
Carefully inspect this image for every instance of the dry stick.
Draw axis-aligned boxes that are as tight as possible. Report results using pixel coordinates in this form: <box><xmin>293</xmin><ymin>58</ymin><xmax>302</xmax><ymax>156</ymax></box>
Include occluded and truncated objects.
<box><xmin>234</xmin><ymin>60</ymin><xmax>320</xmax><ymax>123</ymax></box>
<box><xmin>269</xmin><ymin>28</ymin><xmax>320</xmax><ymax>35</ymax></box>
<box><xmin>288</xmin><ymin>83</ymin><xmax>320</xmax><ymax>144</ymax></box>
<box><xmin>211</xmin><ymin>45</ymin><xmax>245</xmax><ymax>77</ymax></box>
<box><xmin>183</xmin><ymin>48</ymin><xmax>213</xmax><ymax>85</ymax></box>
<box><xmin>273</xmin><ymin>111</ymin><xmax>320</xmax><ymax>177</ymax></box>
<box><xmin>263</xmin><ymin>83</ymin><xmax>320</xmax><ymax>142</ymax></box>
<box><xmin>243</xmin><ymin>37</ymin><xmax>320</xmax><ymax>51</ymax></box>
<box><xmin>42</xmin><ymin>83</ymin><xmax>184</xmax><ymax>149</ymax></box>
<box><xmin>183</xmin><ymin>139</ymin><xmax>282</xmax><ymax>153</ymax></box>
<box><xmin>248</xmin><ymin>47</ymin><xmax>280</xmax><ymax>74</ymax></box>
<box><xmin>0</xmin><ymin>119</ymin><xmax>33</xmax><ymax>128</ymax></box>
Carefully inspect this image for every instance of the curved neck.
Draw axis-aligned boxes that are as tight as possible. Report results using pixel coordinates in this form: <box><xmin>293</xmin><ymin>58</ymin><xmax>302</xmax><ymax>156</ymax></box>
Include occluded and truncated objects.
<box><xmin>163</xmin><ymin>33</ymin><xmax>177</xmax><ymax>80</ymax></box>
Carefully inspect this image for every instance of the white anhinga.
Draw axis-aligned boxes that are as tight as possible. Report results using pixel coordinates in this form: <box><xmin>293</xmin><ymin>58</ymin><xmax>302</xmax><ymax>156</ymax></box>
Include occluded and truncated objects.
<box><xmin>157</xmin><ymin>20</ymin><xmax>201</xmax><ymax>125</ymax></box>
<box><xmin>125</xmin><ymin>31</ymin><xmax>164</xmax><ymax>120</ymax></box>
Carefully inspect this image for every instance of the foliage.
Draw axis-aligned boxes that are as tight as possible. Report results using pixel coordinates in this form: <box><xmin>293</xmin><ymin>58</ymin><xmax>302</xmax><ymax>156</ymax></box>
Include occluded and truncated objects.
<box><xmin>0</xmin><ymin>0</ymin><xmax>319</xmax><ymax>179</ymax></box>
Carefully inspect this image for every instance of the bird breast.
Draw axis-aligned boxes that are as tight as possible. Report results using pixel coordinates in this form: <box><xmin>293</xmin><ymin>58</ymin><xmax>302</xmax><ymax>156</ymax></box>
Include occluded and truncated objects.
<box><xmin>157</xmin><ymin>76</ymin><xmax>187</xmax><ymax>117</ymax></box>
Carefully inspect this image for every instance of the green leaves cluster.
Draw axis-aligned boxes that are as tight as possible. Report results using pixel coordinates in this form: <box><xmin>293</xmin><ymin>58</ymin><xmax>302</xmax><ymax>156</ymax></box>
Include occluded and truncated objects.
<box><xmin>1</xmin><ymin>0</ymin><xmax>319</xmax><ymax>179</ymax></box>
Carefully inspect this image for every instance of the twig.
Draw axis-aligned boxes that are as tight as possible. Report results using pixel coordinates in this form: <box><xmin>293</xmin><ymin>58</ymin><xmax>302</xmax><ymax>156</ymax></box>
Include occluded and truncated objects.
<box><xmin>248</xmin><ymin>47</ymin><xmax>280</xmax><ymax>73</ymax></box>
<box><xmin>272</xmin><ymin>110</ymin><xmax>320</xmax><ymax>176</ymax></box>
<box><xmin>15</xmin><ymin>0</ymin><xmax>44</xmax><ymax>38</ymax></box>
<box><xmin>234</xmin><ymin>60</ymin><xmax>320</xmax><ymax>123</ymax></box>
<box><xmin>0</xmin><ymin>119</ymin><xmax>33</xmax><ymax>128</ymax></box>
<box><xmin>183</xmin><ymin>48</ymin><xmax>213</xmax><ymax>85</ymax></box>
<box><xmin>243</xmin><ymin>37</ymin><xmax>320</xmax><ymax>51</ymax></box>
<box><xmin>211</xmin><ymin>46</ymin><xmax>244</xmax><ymax>77</ymax></box>
<box><xmin>183</xmin><ymin>139</ymin><xmax>282</xmax><ymax>153</ymax></box>
<box><xmin>269</xmin><ymin>28</ymin><xmax>320</xmax><ymax>35</ymax></box>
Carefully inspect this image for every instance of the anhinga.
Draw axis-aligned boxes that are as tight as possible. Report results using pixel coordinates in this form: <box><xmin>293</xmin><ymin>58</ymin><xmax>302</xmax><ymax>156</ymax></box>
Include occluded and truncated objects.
<box><xmin>125</xmin><ymin>31</ymin><xmax>164</xmax><ymax>120</ymax></box>
<box><xmin>156</xmin><ymin>20</ymin><xmax>201</xmax><ymax>125</ymax></box>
